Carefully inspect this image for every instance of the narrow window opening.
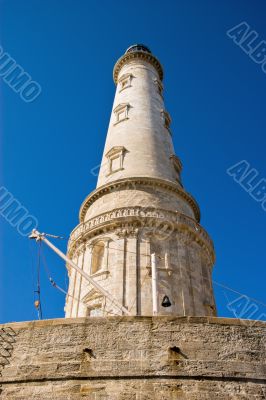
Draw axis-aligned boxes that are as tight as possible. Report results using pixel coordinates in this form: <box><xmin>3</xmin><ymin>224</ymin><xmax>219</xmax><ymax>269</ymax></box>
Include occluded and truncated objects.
<box><xmin>91</xmin><ymin>241</ymin><xmax>104</xmax><ymax>274</ymax></box>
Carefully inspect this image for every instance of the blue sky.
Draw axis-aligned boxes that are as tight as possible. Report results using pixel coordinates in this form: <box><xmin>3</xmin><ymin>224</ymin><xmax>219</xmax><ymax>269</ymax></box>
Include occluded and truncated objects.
<box><xmin>0</xmin><ymin>0</ymin><xmax>265</xmax><ymax>323</ymax></box>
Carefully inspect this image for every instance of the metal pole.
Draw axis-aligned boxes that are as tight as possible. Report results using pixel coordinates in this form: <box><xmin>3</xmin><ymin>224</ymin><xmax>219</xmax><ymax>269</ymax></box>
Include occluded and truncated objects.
<box><xmin>151</xmin><ymin>253</ymin><xmax>158</xmax><ymax>316</ymax></box>
<box><xmin>29</xmin><ymin>230</ymin><xmax>131</xmax><ymax>316</ymax></box>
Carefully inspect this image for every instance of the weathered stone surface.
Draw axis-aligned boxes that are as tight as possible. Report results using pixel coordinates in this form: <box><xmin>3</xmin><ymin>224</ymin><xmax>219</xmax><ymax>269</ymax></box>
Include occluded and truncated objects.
<box><xmin>0</xmin><ymin>317</ymin><xmax>265</xmax><ymax>399</ymax></box>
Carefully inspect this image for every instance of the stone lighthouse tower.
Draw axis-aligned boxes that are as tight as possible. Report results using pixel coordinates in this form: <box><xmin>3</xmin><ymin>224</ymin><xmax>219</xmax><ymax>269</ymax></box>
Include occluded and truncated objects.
<box><xmin>1</xmin><ymin>45</ymin><xmax>265</xmax><ymax>400</ymax></box>
<box><xmin>65</xmin><ymin>44</ymin><xmax>216</xmax><ymax>318</ymax></box>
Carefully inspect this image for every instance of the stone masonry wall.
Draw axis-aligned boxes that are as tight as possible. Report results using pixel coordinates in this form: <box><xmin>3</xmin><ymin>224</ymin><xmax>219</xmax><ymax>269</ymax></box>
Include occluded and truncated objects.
<box><xmin>0</xmin><ymin>317</ymin><xmax>265</xmax><ymax>399</ymax></box>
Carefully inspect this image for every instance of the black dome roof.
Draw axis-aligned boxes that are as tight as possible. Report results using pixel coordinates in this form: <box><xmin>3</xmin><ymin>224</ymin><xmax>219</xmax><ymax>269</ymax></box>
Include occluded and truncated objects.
<box><xmin>126</xmin><ymin>44</ymin><xmax>151</xmax><ymax>54</ymax></box>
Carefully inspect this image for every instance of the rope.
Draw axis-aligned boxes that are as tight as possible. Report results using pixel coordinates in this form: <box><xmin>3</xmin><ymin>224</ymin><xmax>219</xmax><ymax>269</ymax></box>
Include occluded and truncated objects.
<box><xmin>43</xmin><ymin>233</ymin><xmax>65</xmax><ymax>240</ymax></box>
<box><xmin>39</xmin><ymin>244</ymin><xmax>127</xmax><ymax>316</ymax></box>
<box><xmin>211</xmin><ymin>278</ymin><xmax>266</xmax><ymax>308</ymax></box>
<box><xmin>37</xmin><ymin>232</ymin><xmax>266</xmax><ymax>311</ymax></box>
<box><xmin>40</xmin><ymin>246</ymin><xmax>85</xmax><ymax>307</ymax></box>
<box><xmin>54</xmin><ymin>233</ymin><xmax>152</xmax><ymax>259</ymax></box>
<box><xmin>28</xmin><ymin>240</ymin><xmax>37</xmax><ymax>307</ymax></box>
<box><xmin>34</xmin><ymin>242</ymin><xmax>43</xmax><ymax>320</ymax></box>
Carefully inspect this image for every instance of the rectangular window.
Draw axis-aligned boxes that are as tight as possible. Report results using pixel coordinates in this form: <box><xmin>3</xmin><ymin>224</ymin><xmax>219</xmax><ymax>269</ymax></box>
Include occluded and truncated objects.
<box><xmin>105</xmin><ymin>146</ymin><xmax>127</xmax><ymax>176</ymax></box>
<box><xmin>113</xmin><ymin>103</ymin><xmax>130</xmax><ymax>124</ymax></box>
<box><xmin>118</xmin><ymin>73</ymin><xmax>133</xmax><ymax>92</ymax></box>
<box><xmin>111</xmin><ymin>156</ymin><xmax>120</xmax><ymax>172</ymax></box>
<box><xmin>117</xmin><ymin>109</ymin><xmax>127</xmax><ymax>121</ymax></box>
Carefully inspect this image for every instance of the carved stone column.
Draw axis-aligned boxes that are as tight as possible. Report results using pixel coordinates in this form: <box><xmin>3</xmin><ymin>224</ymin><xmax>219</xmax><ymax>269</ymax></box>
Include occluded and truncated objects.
<box><xmin>176</xmin><ymin>232</ymin><xmax>195</xmax><ymax>316</ymax></box>
<box><xmin>187</xmin><ymin>241</ymin><xmax>203</xmax><ymax>316</ymax></box>
<box><xmin>65</xmin><ymin>252</ymin><xmax>78</xmax><ymax>318</ymax></box>
<box><xmin>157</xmin><ymin>239</ymin><xmax>173</xmax><ymax>316</ymax></box>
<box><xmin>72</xmin><ymin>246</ymin><xmax>85</xmax><ymax>318</ymax></box>
<box><xmin>78</xmin><ymin>244</ymin><xmax>93</xmax><ymax>317</ymax></box>
<box><xmin>139</xmin><ymin>231</ymin><xmax>153</xmax><ymax>316</ymax></box>
<box><xmin>85</xmin><ymin>244</ymin><xmax>93</xmax><ymax>275</ymax></box>
<box><xmin>125</xmin><ymin>227</ymin><xmax>139</xmax><ymax>315</ymax></box>
<box><xmin>64</xmin><ymin>253</ymin><xmax>78</xmax><ymax>318</ymax></box>
<box><xmin>103</xmin><ymin>239</ymin><xmax>110</xmax><ymax>271</ymax></box>
<box><xmin>114</xmin><ymin>229</ymin><xmax>127</xmax><ymax>313</ymax></box>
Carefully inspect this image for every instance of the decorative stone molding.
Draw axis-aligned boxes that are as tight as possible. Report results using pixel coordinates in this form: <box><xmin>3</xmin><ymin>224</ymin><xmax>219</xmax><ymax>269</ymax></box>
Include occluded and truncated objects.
<box><xmin>90</xmin><ymin>269</ymin><xmax>110</xmax><ymax>279</ymax></box>
<box><xmin>153</xmin><ymin>78</ymin><xmax>163</xmax><ymax>96</ymax></box>
<box><xmin>79</xmin><ymin>177</ymin><xmax>200</xmax><ymax>223</ymax></box>
<box><xmin>75</xmin><ymin>244</ymin><xmax>84</xmax><ymax>258</ymax></box>
<box><xmin>73</xmin><ymin>243</ymin><xmax>86</xmax><ymax>258</ymax></box>
<box><xmin>113</xmin><ymin>51</ymin><xmax>163</xmax><ymax>83</ymax></box>
<box><xmin>82</xmin><ymin>288</ymin><xmax>102</xmax><ymax>303</ymax></box>
<box><xmin>118</xmin><ymin>73</ymin><xmax>134</xmax><ymax>92</ymax></box>
<box><xmin>81</xmin><ymin>289</ymin><xmax>104</xmax><ymax>316</ymax></box>
<box><xmin>68</xmin><ymin>206</ymin><xmax>215</xmax><ymax>263</ymax></box>
<box><xmin>113</xmin><ymin>103</ymin><xmax>130</xmax><ymax>124</ymax></box>
<box><xmin>89</xmin><ymin>236</ymin><xmax>112</xmax><ymax>245</ymax></box>
<box><xmin>115</xmin><ymin>226</ymin><xmax>139</xmax><ymax>239</ymax></box>
<box><xmin>115</xmin><ymin>227</ymin><xmax>128</xmax><ymax>239</ymax></box>
<box><xmin>86</xmin><ymin>243</ymin><xmax>93</xmax><ymax>252</ymax></box>
<box><xmin>105</xmin><ymin>146</ymin><xmax>127</xmax><ymax>176</ymax></box>
<box><xmin>170</xmin><ymin>154</ymin><xmax>182</xmax><ymax>174</ymax></box>
<box><xmin>146</xmin><ymin>265</ymin><xmax>173</xmax><ymax>277</ymax></box>
<box><xmin>127</xmin><ymin>227</ymin><xmax>139</xmax><ymax>238</ymax></box>
<box><xmin>161</xmin><ymin>109</ymin><xmax>171</xmax><ymax>132</ymax></box>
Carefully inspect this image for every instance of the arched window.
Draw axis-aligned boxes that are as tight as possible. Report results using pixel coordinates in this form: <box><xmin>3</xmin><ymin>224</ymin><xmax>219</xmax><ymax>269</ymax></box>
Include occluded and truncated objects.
<box><xmin>91</xmin><ymin>241</ymin><xmax>105</xmax><ymax>274</ymax></box>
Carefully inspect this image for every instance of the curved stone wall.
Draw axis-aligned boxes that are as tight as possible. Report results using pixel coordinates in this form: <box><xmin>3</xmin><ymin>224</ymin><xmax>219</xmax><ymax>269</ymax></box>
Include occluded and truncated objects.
<box><xmin>79</xmin><ymin>178</ymin><xmax>200</xmax><ymax>223</ymax></box>
<box><xmin>97</xmin><ymin>58</ymin><xmax>175</xmax><ymax>188</ymax></box>
<box><xmin>0</xmin><ymin>317</ymin><xmax>265</xmax><ymax>399</ymax></box>
<box><xmin>65</xmin><ymin>223</ymin><xmax>215</xmax><ymax>318</ymax></box>
<box><xmin>82</xmin><ymin>184</ymin><xmax>196</xmax><ymax>224</ymax></box>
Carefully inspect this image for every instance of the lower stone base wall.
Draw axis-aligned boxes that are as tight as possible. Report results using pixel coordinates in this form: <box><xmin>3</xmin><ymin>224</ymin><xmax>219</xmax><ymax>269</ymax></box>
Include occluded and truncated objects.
<box><xmin>0</xmin><ymin>316</ymin><xmax>265</xmax><ymax>399</ymax></box>
<box><xmin>2</xmin><ymin>379</ymin><xmax>266</xmax><ymax>400</ymax></box>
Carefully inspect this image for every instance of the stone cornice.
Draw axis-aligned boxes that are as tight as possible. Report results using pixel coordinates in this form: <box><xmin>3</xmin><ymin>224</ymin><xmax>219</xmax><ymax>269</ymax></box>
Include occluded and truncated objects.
<box><xmin>1</xmin><ymin>316</ymin><xmax>266</xmax><ymax>329</ymax></box>
<box><xmin>79</xmin><ymin>177</ymin><xmax>200</xmax><ymax>223</ymax></box>
<box><xmin>113</xmin><ymin>51</ymin><xmax>164</xmax><ymax>83</ymax></box>
<box><xmin>69</xmin><ymin>207</ymin><xmax>214</xmax><ymax>263</ymax></box>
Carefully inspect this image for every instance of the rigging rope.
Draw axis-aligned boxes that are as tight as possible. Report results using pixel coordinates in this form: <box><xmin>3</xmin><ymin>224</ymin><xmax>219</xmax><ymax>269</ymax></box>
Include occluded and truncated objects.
<box><xmin>28</xmin><ymin>240</ymin><xmax>37</xmax><ymax>307</ymax></box>
<box><xmin>34</xmin><ymin>242</ymin><xmax>43</xmax><ymax>320</ymax></box>
<box><xmin>38</xmin><ymin>231</ymin><xmax>266</xmax><ymax>311</ymax></box>
<box><xmin>40</xmin><ymin>246</ymin><xmax>86</xmax><ymax>307</ymax></box>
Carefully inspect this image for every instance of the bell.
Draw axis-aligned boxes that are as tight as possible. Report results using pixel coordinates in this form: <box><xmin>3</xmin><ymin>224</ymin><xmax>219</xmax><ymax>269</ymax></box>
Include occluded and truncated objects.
<box><xmin>161</xmin><ymin>295</ymin><xmax>171</xmax><ymax>307</ymax></box>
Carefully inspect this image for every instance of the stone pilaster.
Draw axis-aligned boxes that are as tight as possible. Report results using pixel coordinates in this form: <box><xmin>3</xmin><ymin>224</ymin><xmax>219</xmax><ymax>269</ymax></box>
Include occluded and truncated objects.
<box><xmin>125</xmin><ymin>228</ymin><xmax>139</xmax><ymax>315</ymax></box>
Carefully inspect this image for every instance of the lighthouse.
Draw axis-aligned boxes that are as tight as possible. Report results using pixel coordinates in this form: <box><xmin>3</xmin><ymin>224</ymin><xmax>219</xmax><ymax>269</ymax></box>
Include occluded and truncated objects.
<box><xmin>65</xmin><ymin>44</ymin><xmax>216</xmax><ymax>318</ymax></box>
<box><xmin>1</xmin><ymin>45</ymin><xmax>265</xmax><ymax>400</ymax></box>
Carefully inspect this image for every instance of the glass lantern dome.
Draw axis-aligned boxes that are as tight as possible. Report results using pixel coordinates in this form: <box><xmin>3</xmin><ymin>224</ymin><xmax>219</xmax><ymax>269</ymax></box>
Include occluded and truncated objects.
<box><xmin>125</xmin><ymin>44</ymin><xmax>151</xmax><ymax>54</ymax></box>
